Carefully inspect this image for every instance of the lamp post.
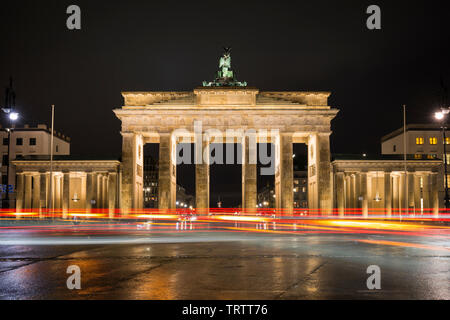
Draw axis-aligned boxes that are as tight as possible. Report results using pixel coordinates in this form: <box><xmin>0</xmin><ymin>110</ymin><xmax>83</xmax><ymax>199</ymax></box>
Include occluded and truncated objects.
<box><xmin>435</xmin><ymin>110</ymin><xmax>449</xmax><ymax>209</ymax></box>
<box><xmin>1</xmin><ymin>79</ymin><xmax>19</xmax><ymax>209</ymax></box>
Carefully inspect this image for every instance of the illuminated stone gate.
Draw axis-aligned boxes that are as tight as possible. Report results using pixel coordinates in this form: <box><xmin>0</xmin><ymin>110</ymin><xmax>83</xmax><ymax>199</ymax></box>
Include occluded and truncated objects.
<box><xmin>114</xmin><ymin>89</ymin><xmax>337</xmax><ymax>210</ymax></box>
<box><xmin>114</xmin><ymin>50</ymin><xmax>338</xmax><ymax>211</ymax></box>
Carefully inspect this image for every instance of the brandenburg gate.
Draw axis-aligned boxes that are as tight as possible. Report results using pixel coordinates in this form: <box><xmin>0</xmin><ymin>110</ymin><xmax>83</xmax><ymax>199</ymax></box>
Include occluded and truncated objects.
<box><xmin>114</xmin><ymin>49</ymin><xmax>338</xmax><ymax>211</ymax></box>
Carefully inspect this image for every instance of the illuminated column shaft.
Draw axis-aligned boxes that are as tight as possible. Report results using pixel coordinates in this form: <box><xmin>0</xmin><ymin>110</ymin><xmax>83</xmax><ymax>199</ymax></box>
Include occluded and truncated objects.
<box><xmin>16</xmin><ymin>173</ymin><xmax>24</xmax><ymax>211</ymax></box>
<box><xmin>280</xmin><ymin>134</ymin><xmax>293</xmax><ymax>211</ymax></box>
<box><xmin>345</xmin><ymin>174</ymin><xmax>351</xmax><ymax>208</ymax></box>
<box><xmin>91</xmin><ymin>172</ymin><xmax>98</xmax><ymax>208</ymax></box>
<box><xmin>354</xmin><ymin>173</ymin><xmax>361</xmax><ymax>210</ymax></box>
<box><xmin>121</xmin><ymin>133</ymin><xmax>143</xmax><ymax>210</ymax></box>
<box><xmin>97</xmin><ymin>174</ymin><xmax>103</xmax><ymax>208</ymax></box>
<box><xmin>102</xmin><ymin>175</ymin><xmax>108</xmax><ymax>209</ymax></box>
<box><xmin>413</xmin><ymin>174</ymin><xmax>421</xmax><ymax>213</ymax></box>
<box><xmin>242</xmin><ymin>135</ymin><xmax>257</xmax><ymax>210</ymax></box>
<box><xmin>108</xmin><ymin>172</ymin><xmax>117</xmax><ymax>211</ymax></box>
<box><xmin>335</xmin><ymin>172</ymin><xmax>345</xmax><ymax>216</ymax></box>
<box><xmin>62</xmin><ymin>172</ymin><xmax>70</xmax><ymax>212</ymax></box>
<box><xmin>407</xmin><ymin>172</ymin><xmax>415</xmax><ymax>210</ymax></box>
<box><xmin>367</xmin><ymin>174</ymin><xmax>373</xmax><ymax>210</ymax></box>
<box><xmin>317</xmin><ymin>134</ymin><xmax>332</xmax><ymax>211</ymax></box>
<box><xmin>384</xmin><ymin>172</ymin><xmax>392</xmax><ymax>216</ymax></box>
<box><xmin>195</xmin><ymin>140</ymin><xmax>210</xmax><ymax>210</ymax></box>
<box><xmin>422</xmin><ymin>173</ymin><xmax>430</xmax><ymax>210</ymax></box>
<box><xmin>54</xmin><ymin>175</ymin><xmax>61</xmax><ymax>209</ymax></box>
<box><xmin>86</xmin><ymin>172</ymin><xmax>94</xmax><ymax>211</ymax></box>
<box><xmin>360</xmin><ymin>172</ymin><xmax>368</xmax><ymax>217</ymax></box>
<box><xmin>392</xmin><ymin>175</ymin><xmax>399</xmax><ymax>211</ymax></box>
<box><xmin>399</xmin><ymin>174</ymin><xmax>406</xmax><ymax>210</ymax></box>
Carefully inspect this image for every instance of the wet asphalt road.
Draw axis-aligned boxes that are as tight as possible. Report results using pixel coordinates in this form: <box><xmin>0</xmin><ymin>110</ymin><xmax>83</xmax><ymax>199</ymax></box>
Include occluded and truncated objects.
<box><xmin>0</xmin><ymin>232</ymin><xmax>448</xmax><ymax>300</ymax></box>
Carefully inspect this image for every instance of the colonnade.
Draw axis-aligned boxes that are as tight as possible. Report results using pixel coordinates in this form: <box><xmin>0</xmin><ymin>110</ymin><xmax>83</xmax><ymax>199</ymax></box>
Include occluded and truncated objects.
<box><xmin>121</xmin><ymin>131</ymin><xmax>332</xmax><ymax>211</ymax></box>
<box><xmin>335</xmin><ymin>170</ymin><xmax>439</xmax><ymax>215</ymax></box>
<box><xmin>15</xmin><ymin>171</ymin><xmax>119</xmax><ymax>211</ymax></box>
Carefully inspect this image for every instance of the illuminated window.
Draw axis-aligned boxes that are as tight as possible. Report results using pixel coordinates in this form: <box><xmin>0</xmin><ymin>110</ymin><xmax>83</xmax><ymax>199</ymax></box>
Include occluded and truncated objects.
<box><xmin>445</xmin><ymin>137</ymin><xmax>450</xmax><ymax>145</ymax></box>
<box><xmin>416</xmin><ymin>137</ymin><xmax>424</xmax><ymax>145</ymax></box>
<box><xmin>414</xmin><ymin>154</ymin><xmax>422</xmax><ymax>159</ymax></box>
<box><xmin>429</xmin><ymin>137</ymin><xmax>437</xmax><ymax>145</ymax></box>
<box><xmin>446</xmin><ymin>154</ymin><xmax>450</xmax><ymax>164</ymax></box>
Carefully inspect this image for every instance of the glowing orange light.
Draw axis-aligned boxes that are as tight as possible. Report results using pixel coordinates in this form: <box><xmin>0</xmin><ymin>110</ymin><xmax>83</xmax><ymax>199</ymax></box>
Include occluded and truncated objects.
<box><xmin>213</xmin><ymin>215</ymin><xmax>270</xmax><ymax>222</ymax></box>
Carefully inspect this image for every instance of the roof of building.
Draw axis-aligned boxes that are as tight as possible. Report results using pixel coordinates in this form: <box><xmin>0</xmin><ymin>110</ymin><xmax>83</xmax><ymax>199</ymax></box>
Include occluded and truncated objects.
<box><xmin>13</xmin><ymin>155</ymin><xmax>121</xmax><ymax>162</ymax></box>
<box><xmin>332</xmin><ymin>153</ymin><xmax>441</xmax><ymax>161</ymax></box>
<box><xmin>120</xmin><ymin>90</ymin><xmax>332</xmax><ymax>108</ymax></box>
<box><xmin>381</xmin><ymin>124</ymin><xmax>442</xmax><ymax>143</ymax></box>
<box><xmin>0</xmin><ymin>124</ymin><xmax>71</xmax><ymax>142</ymax></box>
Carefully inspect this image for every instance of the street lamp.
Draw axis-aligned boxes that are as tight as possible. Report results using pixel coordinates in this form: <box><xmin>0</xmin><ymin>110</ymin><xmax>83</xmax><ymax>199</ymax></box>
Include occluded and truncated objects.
<box><xmin>1</xmin><ymin>110</ymin><xmax>19</xmax><ymax>209</ymax></box>
<box><xmin>1</xmin><ymin>79</ymin><xmax>19</xmax><ymax>209</ymax></box>
<box><xmin>435</xmin><ymin>109</ymin><xmax>450</xmax><ymax>209</ymax></box>
<box><xmin>9</xmin><ymin>112</ymin><xmax>19</xmax><ymax>121</ymax></box>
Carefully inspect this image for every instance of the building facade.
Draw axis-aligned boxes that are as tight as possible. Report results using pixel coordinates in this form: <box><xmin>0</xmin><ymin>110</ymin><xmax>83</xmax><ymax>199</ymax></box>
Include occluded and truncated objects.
<box><xmin>12</xmin><ymin>156</ymin><xmax>121</xmax><ymax>211</ymax></box>
<box><xmin>381</xmin><ymin>124</ymin><xmax>446</xmax><ymax>206</ymax></box>
<box><xmin>1</xmin><ymin>124</ymin><xmax>70</xmax><ymax>205</ymax></box>
<box><xmin>332</xmin><ymin>155</ymin><xmax>441</xmax><ymax>215</ymax></box>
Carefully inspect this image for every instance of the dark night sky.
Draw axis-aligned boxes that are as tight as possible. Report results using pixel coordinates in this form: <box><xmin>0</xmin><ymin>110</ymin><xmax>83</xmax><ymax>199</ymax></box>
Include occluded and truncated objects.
<box><xmin>1</xmin><ymin>0</ymin><xmax>450</xmax><ymax>206</ymax></box>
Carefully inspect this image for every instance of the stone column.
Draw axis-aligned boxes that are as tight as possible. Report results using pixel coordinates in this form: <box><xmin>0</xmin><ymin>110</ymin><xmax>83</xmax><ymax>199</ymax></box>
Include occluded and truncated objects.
<box><xmin>242</xmin><ymin>134</ymin><xmax>258</xmax><ymax>211</ymax></box>
<box><xmin>360</xmin><ymin>172</ymin><xmax>368</xmax><ymax>217</ymax></box>
<box><xmin>399</xmin><ymin>173</ymin><xmax>406</xmax><ymax>211</ymax></box>
<box><xmin>308</xmin><ymin>133</ymin><xmax>332</xmax><ymax>212</ymax></box>
<box><xmin>86</xmin><ymin>172</ymin><xmax>94</xmax><ymax>211</ymax></box>
<box><xmin>24</xmin><ymin>174</ymin><xmax>32</xmax><ymax>209</ymax></box>
<box><xmin>351</xmin><ymin>174</ymin><xmax>357</xmax><ymax>209</ymax></box>
<box><xmin>430</xmin><ymin>172</ymin><xmax>439</xmax><ymax>216</ymax></box>
<box><xmin>281</xmin><ymin>134</ymin><xmax>294</xmax><ymax>211</ymax></box>
<box><xmin>335</xmin><ymin>172</ymin><xmax>345</xmax><ymax>216</ymax></box>
<box><xmin>108</xmin><ymin>172</ymin><xmax>117</xmax><ymax>212</ymax></box>
<box><xmin>97</xmin><ymin>174</ymin><xmax>103</xmax><ymax>208</ymax></box>
<box><xmin>62</xmin><ymin>172</ymin><xmax>70</xmax><ymax>213</ymax></box>
<box><xmin>121</xmin><ymin>133</ymin><xmax>144</xmax><ymax>210</ymax></box>
<box><xmin>32</xmin><ymin>174</ymin><xmax>40</xmax><ymax>209</ymax></box>
<box><xmin>344</xmin><ymin>174</ymin><xmax>351</xmax><ymax>209</ymax></box>
<box><xmin>102</xmin><ymin>175</ymin><xmax>108</xmax><ymax>209</ymax></box>
<box><xmin>367</xmin><ymin>173</ymin><xmax>373</xmax><ymax>210</ymax></box>
<box><xmin>354</xmin><ymin>172</ymin><xmax>361</xmax><ymax>210</ymax></box>
<box><xmin>91</xmin><ymin>172</ymin><xmax>98</xmax><ymax>209</ymax></box>
<box><xmin>393</xmin><ymin>175</ymin><xmax>400</xmax><ymax>212</ymax></box>
<box><xmin>54</xmin><ymin>175</ymin><xmax>62</xmax><ymax>209</ymax></box>
<box><xmin>158</xmin><ymin>133</ymin><xmax>176</xmax><ymax>209</ymax></box>
<box><xmin>413</xmin><ymin>174</ymin><xmax>422</xmax><ymax>214</ymax></box>
<box><xmin>407</xmin><ymin>172</ymin><xmax>415</xmax><ymax>211</ymax></box>
<box><xmin>422</xmin><ymin>174</ymin><xmax>430</xmax><ymax>211</ymax></box>
<box><xmin>384</xmin><ymin>172</ymin><xmax>392</xmax><ymax>216</ymax></box>
<box><xmin>195</xmin><ymin>139</ymin><xmax>210</xmax><ymax>210</ymax></box>
<box><xmin>16</xmin><ymin>173</ymin><xmax>24</xmax><ymax>211</ymax></box>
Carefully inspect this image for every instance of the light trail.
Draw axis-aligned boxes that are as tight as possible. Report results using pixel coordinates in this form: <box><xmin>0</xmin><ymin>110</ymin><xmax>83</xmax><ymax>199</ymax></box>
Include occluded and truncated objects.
<box><xmin>0</xmin><ymin>208</ymin><xmax>449</xmax><ymax>246</ymax></box>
